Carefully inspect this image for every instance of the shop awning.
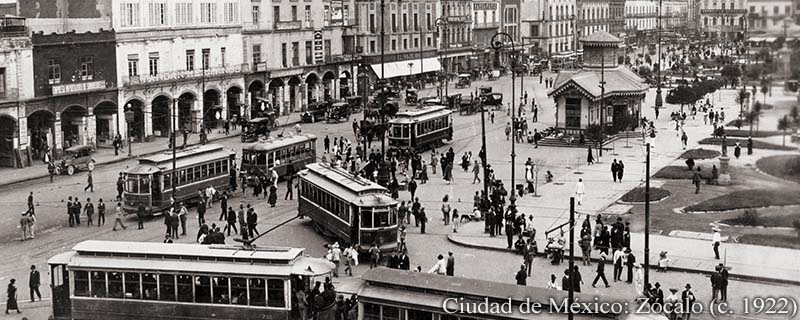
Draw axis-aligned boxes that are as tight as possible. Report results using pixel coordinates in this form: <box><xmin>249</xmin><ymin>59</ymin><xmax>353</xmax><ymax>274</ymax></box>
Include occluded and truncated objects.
<box><xmin>371</xmin><ymin>58</ymin><xmax>442</xmax><ymax>79</ymax></box>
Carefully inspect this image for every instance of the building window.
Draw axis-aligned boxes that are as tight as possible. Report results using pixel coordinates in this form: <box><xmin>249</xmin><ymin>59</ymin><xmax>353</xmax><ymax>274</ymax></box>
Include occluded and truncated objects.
<box><xmin>148</xmin><ymin>2</ymin><xmax>167</xmax><ymax>25</ymax></box>
<box><xmin>565</xmin><ymin>98</ymin><xmax>581</xmax><ymax>127</ymax></box>
<box><xmin>414</xmin><ymin>37</ymin><xmax>419</xmax><ymax>48</ymax></box>
<box><xmin>324</xmin><ymin>5</ymin><xmax>330</xmax><ymax>22</ymax></box>
<box><xmin>392</xmin><ymin>14</ymin><xmax>397</xmax><ymax>32</ymax></box>
<box><xmin>127</xmin><ymin>57</ymin><xmax>138</xmax><ymax>77</ymax></box>
<box><xmin>252</xmin><ymin>45</ymin><xmax>261</xmax><ymax>65</ymax></box>
<box><xmin>402</xmin><ymin>13</ymin><xmax>408</xmax><ymax>31</ymax></box>
<box><xmin>426</xmin><ymin>13</ymin><xmax>431</xmax><ymax>29</ymax></box>
<box><xmin>774</xmin><ymin>6</ymin><xmax>779</xmax><ymax>14</ymax></box>
<box><xmin>414</xmin><ymin>13</ymin><xmax>419</xmax><ymax>30</ymax></box>
<box><xmin>370</xmin><ymin>40</ymin><xmax>376</xmax><ymax>53</ymax></box>
<box><xmin>202</xmin><ymin>49</ymin><xmax>210</xmax><ymax>70</ymax></box>
<box><xmin>403</xmin><ymin>38</ymin><xmax>408</xmax><ymax>50</ymax></box>
<box><xmin>292</xmin><ymin>42</ymin><xmax>299</xmax><ymax>66</ymax></box>
<box><xmin>80</xmin><ymin>56</ymin><xmax>94</xmax><ymax>80</ymax></box>
<box><xmin>176</xmin><ymin>3</ymin><xmax>193</xmax><ymax>24</ymax></box>
<box><xmin>149</xmin><ymin>53</ymin><xmax>159</xmax><ymax>76</ymax></box>
<box><xmin>252</xmin><ymin>5</ymin><xmax>260</xmax><ymax>23</ymax></box>
<box><xmin>370</xmin><ymin>14</ymin><xmax>375</xmax><ymax>32</ymax></box>
<box><xmin>282</xmin><ymin>43</ymin><xmax>288</xmax><ymax>67</ymax></box>
<box><xmin>306</xmin><ymin>41</ymin><xmax>313</xmax><ymax>64</ymax></box>
<box><xmin>291</xmin><ymin>5</ymin><xmax>298</xmax><ymax>21</ymax></box>
<box><xmin>324</xmin><ymin>39</ymin><xmax>331</xmax><ymax>61</ymax></box>
<box><xmin>224</xmin><ymin>2</ymin><xmax>238</xmax><ymax>23</ymax></box>
<box><xmin>0</xmin><ymin>68</ymin><xmax>6</xmax><ymax>98</ymax></box>
<box><xmin>426</xmin><ymin>37</ymin><xmax>431</xmax><ymax>47</ymax></box>
<box><xmin>220</xmin><ymin>47</ymin><xmax>226</xmax><ymax>67</ymax></box>
<box><xmin>391</xmin><ymin>39</ymin><xmax>397</xmax><ymax>51</ymax></box>
<box><xmin>201</xmin><ymin>2</ymin><xmax>217</xmax><ymax>23</ymax></box>
<box><xmin>186</xmin><ymin>50</ymin><xmax>195</xmax><ymax>71</ymax></box>
<box><xmin>47</xmin><ymin>59</ymin><xmax>61</xmax><ymax>84</ymax></box>
<box><xmin>121</xmin><ymin>3</ymin><xmax>140</xmax><ymax>27</ymax></box>
<box><xmin>305</xmin><ymin>5</ymin><xmax>311</xmax><ymax>21</ymax></box>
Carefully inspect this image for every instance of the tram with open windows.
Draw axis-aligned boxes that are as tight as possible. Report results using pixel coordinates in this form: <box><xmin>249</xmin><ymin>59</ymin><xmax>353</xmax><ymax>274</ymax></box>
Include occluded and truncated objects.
<box><xmin>241</xmin><ymin>134</ymin><xmax>317</xmax><ymax>183</ymax></box>
<box><xmin>298</xmin><ymin>163</ymin><xmax>399</xmax><ymax>252</ymax></box>
<box><xmin>47</xmin><ymin>240</ymin><xmax>336</xmax><ymax>320</ymax></box>
<box><xmin>122</xmin><ymin>144</ymin><xmax>235</xmax><ymax>216</ymax></box>
<box><xmin>387</xmin><ymin>105</ymin><xmax>453</xmax><ymax>152</ymax></box>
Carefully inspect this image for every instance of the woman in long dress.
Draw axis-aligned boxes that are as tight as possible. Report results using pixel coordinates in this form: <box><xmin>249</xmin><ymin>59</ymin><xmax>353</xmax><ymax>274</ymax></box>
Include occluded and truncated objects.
<box><xmin>5</xmin><ymin>279</ymin><xmax>20</xmax><ymax>314</ymax></box>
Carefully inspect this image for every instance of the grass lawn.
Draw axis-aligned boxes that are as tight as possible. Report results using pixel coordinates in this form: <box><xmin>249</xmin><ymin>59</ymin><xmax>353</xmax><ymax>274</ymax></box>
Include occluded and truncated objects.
<box><xmin>720</xmin><ymin>210</ymin><xmax>800</xmax><ymax>227</ymax></box>
<box><xmin>620</xmin><ymin>187</ymin><xmax>671</xmax><ymax>202</ymax></box>
<box><xmin>653</xmin><ymin>164</ymin><xmax>714</xmax><ymax>179</ymax></box>
<box><xmin>737</xmin><ymin>234</ymin><xmax>800</xmax><ymax>250</ymax></box>
<box><xmin>698</xmin><ymin>137</ymin><xmax>796</xmax><ymax>150</ymax></box>
<box><xmin>755</xmin><ymin>155</ymin><xmax>800</xmax><ymax>184</ymax></box>
<box><xmin>723</xmin><ymin>129</ymin><xmax>782</xmax><ymax>138</ymax></box>
<box><xmin>683</xmin><ymin>189</ymin><xmax>800</xmax><ymax>212</ymax></box>
<box><xmin>679</xmin><ymin>148</ymin><xmax>720</xmax><ymax>160</ymax></box>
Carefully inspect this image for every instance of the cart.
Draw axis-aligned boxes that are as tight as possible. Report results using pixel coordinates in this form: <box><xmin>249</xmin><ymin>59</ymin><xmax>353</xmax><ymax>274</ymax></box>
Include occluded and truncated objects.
<box><xmin>455</xmin><ymin>74</ymin><xmax>472</xmax><ymax>88</ymax></box>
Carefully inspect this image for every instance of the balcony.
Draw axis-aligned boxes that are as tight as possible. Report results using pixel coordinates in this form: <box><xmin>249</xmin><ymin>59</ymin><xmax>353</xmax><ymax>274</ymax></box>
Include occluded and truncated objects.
<box><xmin>122</xmin><ymin>64</ymin><xmax>245</xmax><ymax>87</ymax></box>
<box><xmin>0</xmin><ymin>17</ymin><xmax>28</xmax><ymax>38</ymax></box>
<box><xmin>274</xmin><ymin>20</ymin><xmax>302</xmax><ymax>31</ymax></box>
<box><xmin>446</xmin><ymin>15</ymin><xmax>472</xmax><ymax>23</ymax></box>
<box><xmin>473</xmin><ymin>22</ymin><xmax>500</xmax><ymax>29</ymax></box>
<box><xmin>325</xmin><ymin>18</ymin><xmax>358</xmax><ymax>27</ymax></box>
<box><xmin>700</xmin><ymin>9</ymin><xmax>748</xmax><ymax>15</ymax></box>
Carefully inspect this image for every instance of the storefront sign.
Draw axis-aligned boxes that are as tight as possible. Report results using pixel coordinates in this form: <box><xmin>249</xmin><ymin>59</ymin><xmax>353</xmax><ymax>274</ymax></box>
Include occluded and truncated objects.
<box><xmin>314</xmin><ymin>30</ymin><xmax>325</xmax><ymax>64</ymax></box>
<box><xmin>473</xmin><ymin>2</ymin><xmax>498</xmax><ymax>11</ymax></box>
<box><xmin>51</xmin><ymin>80</ymin><xmax>106</xmax><ymax>96</ymax></box>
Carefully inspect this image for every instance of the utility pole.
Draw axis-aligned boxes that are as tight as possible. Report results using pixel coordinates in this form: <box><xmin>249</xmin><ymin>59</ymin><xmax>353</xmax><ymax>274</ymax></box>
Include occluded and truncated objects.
<box><xmin>644</xmin><ymin>142</ymin><xmax>651</xmax><ymax>288</ymax></box>
<box><xmin>599</xmin><ymin>47</ymin><xmax>605</xmax><ymax>158</ymax></box>
<box><xmin>379</xmin><ymin>0</ymin><xmax>386</xmax><ymax>157</ymax></box>
<box><xmin>361</xmin><ymin>66</ymin><xmax>369</xmax><ymax>160</ymax></box>
<box><xmin>171</xmin><ymin>98</ymin><xmax>178</xmax><ymax>200</ymax></box>
<box><xmin>568</xmin><ymin>197</ymin><xmax>575</xmax><ymax>320</ymax></box>
<box><xmin>481</xmin><ymin>105</ymin><xmax>490</xmax><ymax>233</ymax></box>
<box><xmin>654</xmin><ymin>0</ymin><xmax>663</xmax><ymax>117</ymax></box>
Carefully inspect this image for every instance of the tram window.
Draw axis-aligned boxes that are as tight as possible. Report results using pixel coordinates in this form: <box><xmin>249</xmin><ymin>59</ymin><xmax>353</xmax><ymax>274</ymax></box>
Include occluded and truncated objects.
<box><xmin>142</xmin><ymin>273</ymin><xmax>158</xmax><ymax>300</ymax></box>
<box><xmin>363</xmin><ymin>302</ymin><xmax>381</xmax><ymax>320</ymax></box>
<box><xmin>140</xmin><ymin>176</ymin><xmax>150</xmax><ymax>193</ymax></box>
<box><xmin>258</xmin><ymin>152</ymin><xmax>267</xmax><ymax>166</ymax></box>
<box><xmin>231</xmin><ymin>278</ymin><xmax>248</xmax><ymax>305</ymax></box>
<box><xmin>407</xmin><ymin>310</ymin><xmax>433</xmax><ymax>320</ymax></box>
<box><xmin>212</xmin><ymin>161</ymin><xmax>219</xmax><ymax>176</ymax></box>
<box><xmin>74</xmin><ymin>271</ymin><xmax>89</xmax><ymax>297</ymax></box>
<box><xmin>200</xmin><ymin>164</ymin><xmax>208</xmax><ymax>179</ymax></box>
<box><xmin>361</xmin><ymin>210</ymin><xmax>373</xmax><ymax>228</ymax></box>
<box><xmin>383</xmin><ymin>305</ymin><xmax>401</xmax><ymax>320</ymax></box>
<box><xmin>222</xmin><ymin>159</ymin><xmax>229</xmax><ymax>173</ymax></box>
<box><xmin>249</xmin><ymin>278</ymin><xmax>267</xmax><ymax>306</ymax></box>
<box><xmin>180</xmin><ymin>170</ymin><xmax>187</xmax><ymax>184</ymax></box>
<box><xmin>164</xmin><ymin>173</ymin><xmax>172</xmax><ymax>189</ymax></box>
<box><xmin>195</xmin><ymin>276</ymin><xmax>212</xmax><ymax>303</ymax></box>
<box><xmin>212</xmin><ymin>277</ymin><xmax>229</xmax><ymax>304</ymax></box>
<box><xmin>90</xmin><ymin>271</ymin><xmax>106</xmax><ymax>298</ymax></box>
<box><xmin>125</xmin><ymin>176</ymin><xmax>139</xmax><ymax>193</ymax></box>
<box><xmin>267</xmin><ymin>279</ymin><xmax>285</xmax><ymax>308</ymax></box>
<box><xmin>177</xmin><ymin>275</ymin><xmax>193</xmax><ymax>302</ymax></box>
<box><xmin>267</xmin><ymin>152</ymin><xmax>274</xmax><ymax>167</ymax></box>
<box><xmin>124</xmin><ymin>273</ymin><xmax>141</xmax><ymax>299</ymax></box>
<box><xmin>159</xmin><ymin>274</ymin><xmax>176</xmax><ymax>301</ymax></box>
<box><xmin>108</xmin><ymin>272</ymin><xmax>123</xmax><ymax>298</ymax></box>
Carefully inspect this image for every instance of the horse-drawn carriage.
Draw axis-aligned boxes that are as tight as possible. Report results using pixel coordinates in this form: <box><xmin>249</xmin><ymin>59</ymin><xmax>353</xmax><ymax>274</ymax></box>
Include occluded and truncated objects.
<box><xmin>459</xmin><ymin>96</ymin><xmax>480</xmax><ymax>115</ymax></box>
<box><xmin>326</xmin><ymin>102</ymin><xmax>352</xmax><ymax>123</ymax></box>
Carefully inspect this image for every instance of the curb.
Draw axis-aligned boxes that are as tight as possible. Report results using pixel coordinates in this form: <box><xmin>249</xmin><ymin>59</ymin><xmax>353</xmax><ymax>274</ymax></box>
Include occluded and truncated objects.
<box><xmin>446</xmin><ymin>234</ymin><xmax>800</xmax><ymax>286</ymax></box>
<box><xmin>1</xmin><ymin>120</ymin><xmax>301</xmax><ymax>189</ymax></box>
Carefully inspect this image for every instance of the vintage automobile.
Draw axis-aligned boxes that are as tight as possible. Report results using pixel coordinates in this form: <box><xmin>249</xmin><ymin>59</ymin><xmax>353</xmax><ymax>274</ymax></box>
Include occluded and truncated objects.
<box><xmin>481</xmin><ymin>92</ymin><xmax>503</xmax><ymax>109</ymax></box>
<box><xmin>55</xmin><ymin>145</ymin><xmax>95</xmax><ymax>175</ymax></box>
<box><xmin>405</xmin><ymin>88</ymin><xmax>418</xmax><ymax>105</ymax></box>
<box><xmin>459</xmin><ymin>96</ymin><xmax>478</xmax><ymax>115</ymax></box>
<box><xmin>326</xmin><ymin>102</ymin><xmax>351</xmax><ymax>123</ymax></box>
<box><xmin>241</xmin><ymin>117</ymin><xmax>273</xmax><ymax>142</ymax></box>
<box><xmin>302</xmin><ymin>101</ymin><xmax>330</xmax><ymax>123</ymax></box>
<box><xmin>455</xmin><ymin>74</ymin><xmax>471</xmax><ymax>88</ymax></box>
<box><xmin>479</xmin><ymin>86</ymin><xmax>493</xmax><ymax>96</ymax></box>
<box><xmin>345</xmin><ymin>96</ymin><xmax>363</xmax><ymax>112</ymax></box>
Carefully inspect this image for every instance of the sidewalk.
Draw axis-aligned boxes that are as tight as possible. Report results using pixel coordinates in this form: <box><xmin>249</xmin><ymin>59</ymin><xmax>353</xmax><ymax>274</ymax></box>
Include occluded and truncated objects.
<box><xmin>1</xmin><ymin>119</ymin><xmax>300</xmax><ymax>188</ymax></box>
<box><xmin>448</xmin><ymin>222</ymin><xmax>800</xmax><ymax>285</ymax></box>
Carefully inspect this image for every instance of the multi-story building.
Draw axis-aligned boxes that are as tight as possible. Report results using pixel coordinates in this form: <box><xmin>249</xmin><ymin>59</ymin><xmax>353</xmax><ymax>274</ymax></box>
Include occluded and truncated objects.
<box><xmin>663</xmin><ymin>0</ymin><xmax>690</xmax><ymax>30</ymax></box>
<box><xmin>352</xmin><ymin>0</ymin><xmax>442</xmax><ymax>85</ymax></box>
<box><xmin>243</xmin><ymin>0</ymin><xmax>355</xmax><ymax>115</ymax></box>
<box><xmin>0</xmin><ymin>16</ymin><xmax>34</xmax><ymax>168</ymax></box>
<box><xmin>625</xmin><ymin>0</ymin><xmax>658</xmax><ymax>41</ymax></box>
<box><xmin>609</xmin><ymin>0</ymin><xmax>627</xmax><ymax>37</ymax></box>
<box><xmin>700</xmin><ymin>0</ymin><xmax>747</xmax><ymax>40</ymax></box>
<box><xmin>501</xmin><ymin>0</ymin><xmax>522</xmax><ymax>42</ymax></box>
<box><xmin>472</xmin><ymin>0</ymin><xmax>502</xmax><ymax>67</ymax></box>
<box><xmin>520</xmin><ymin>0</ymin><xmax>576</xmax><ymax>60</ymax></box>
<box><xmin>442</xmin><ymin>0</ymin><xmax>474</xmax><ymax>73</ymax></box>
<box><xmin>580</xmin><ymin>0</ymin><xmax>610</xmax><ymax>48</ymax></box>
<box><xmin>748</xmin><ymin>0</ymin><xmax>797</xmax><ymax>34</ymax></box>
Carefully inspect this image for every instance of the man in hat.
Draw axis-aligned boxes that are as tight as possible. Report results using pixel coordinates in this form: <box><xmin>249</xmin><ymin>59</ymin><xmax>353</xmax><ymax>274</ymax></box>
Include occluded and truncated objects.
<box><xmin>665</xmin><ymin>288</ymin><xmax>681</xmax><ymax>320</ymax></box>
<box><xmin>612</xmin><ymin>247</ymin><xmax>625</xmax><ymax>282</ymax></box>
<box><xmin>711</xmin><ymin>227</ymin><xmax>721</xmax><ymax>259</ymax></box>
<box><xmin>682</xmin><ymin>283</ymin><xmax>696</xmax><ymax>320</ymax></box>
<box><xmin>625</xmin><ymin>248</ymin><xmax>636</xmax><ymax>283</ymax></box>
<box><xmin>28</xmin><ymin>265</ymin><xmax>40</xmax><ymax>302</ymax></box>
<box><xmin>718</xmin><ymin>263</ymin><xmax>729</xmax><ymax>301</ymax></box>
<box><xmin>710</xmin><ymin>265</ymin><xmax>722</xmax><ymax>303</ymax></box>
<box><xmin>330</xmin><ymin>242</ymin><xmax>342</xmax><ymax>277</ymax></box>
<box><xmin>515</xmin><ymin>265</ymin><xmax>527</xmax><ymax>285</ymax></box>
<box><xmin>591</xmin><ymin>252</ymin><xmax>610</xmax><ymax>288</ymax></box>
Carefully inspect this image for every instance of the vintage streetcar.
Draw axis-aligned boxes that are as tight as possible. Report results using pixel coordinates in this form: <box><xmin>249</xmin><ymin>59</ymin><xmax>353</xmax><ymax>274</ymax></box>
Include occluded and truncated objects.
<box><xmin>298</xmin><ymin>163</ymin><xmax>399</xmax><ymax>252</ymax></box>
<box><xmin>47</xmin><ymin>240</ymin><xmax>336</xmax><ymax>320</ymax></box>
<box><xmin>387</xmin><ymin>105</ymin><xmax>453</xmax><ymax>152</ymax></box>
<box><xmin>240</xmin><ymin>133</ymin><xmax>317</xmax><ymax>184</ymax></box>
<box><xmin>122</xmin><ymin>144</ymin><xmax>235</xmax><ymax>215</ymax></box>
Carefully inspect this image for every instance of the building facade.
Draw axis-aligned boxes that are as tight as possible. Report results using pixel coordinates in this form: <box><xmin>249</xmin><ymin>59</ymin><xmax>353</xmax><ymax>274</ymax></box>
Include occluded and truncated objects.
<box><xmin>663</xmin><ymin>0</ymin><xmax>690</xmax><ymax>30</ymax></box>
<box><xmin>580</xmin><ymin>0</ymin><xmax>610</xmax><ymax>47</ymax></box>
<box><xmin>0</xmin><ymin>16</ymin><xmax>34</xmax><ymax>167</ymax></box>
<box><xmin>609</xmin><ymin>0</ymin><xmax>627</xmax><ymax>37</ymax></box>
<box><xmin>243</xmin><ymin>0</ymin><xmax>356</xmax><ymax>116</ymax></box>
<box><xmin>442</xmin><ymin>0</ymin><xmax>475</xmax><ymax>73</ymax></box>
<box><xmin>748</xmin><ymin>0</ymin><xmax>797</xmax><ymax>34</ymax></box>
<box><xmin>700</xmin><ymin>0</ymin><xmax>747</xmax><ymax>40</ymax></box>
<box><xmin>625</xmin><ymin>0</ymin><xmax>658</xmax><ymax>35</ymax></box>
<box><xmin>472</xmin><ymin>0</ymin><xmax>502</xmax><ymax>67</ymax></box>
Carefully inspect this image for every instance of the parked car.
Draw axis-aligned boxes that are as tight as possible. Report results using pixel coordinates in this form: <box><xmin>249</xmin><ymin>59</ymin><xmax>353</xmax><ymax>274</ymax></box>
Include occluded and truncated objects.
<box><xmin>302</xmin><ymin>101</ymin><xmax>329</xmax><ymax>123</ymax></box>
<box><xmin>56</xmin><ymin>145</ymin><xmax>95</xmax><ymax>175</ymax></box>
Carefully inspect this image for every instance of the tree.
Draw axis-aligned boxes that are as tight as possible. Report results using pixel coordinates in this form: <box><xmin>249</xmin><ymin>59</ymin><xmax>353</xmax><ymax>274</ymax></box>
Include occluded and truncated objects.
<box><xmin>750</xmin><ymin>101</ymin><xmax>763</xmax><ymax>135</ymax></box>
<box><xmin>760</xmin><ymin>83</ymin><xmax>769</xmax><ymax>104</ymax></box>
<box><xmin>637</xmin><ymin>65</ymin><xmax>653</xmax><ymax>79</ymax></box>
<box><xmin>790</xmin><ymin>105</ymin><xmax>800</xmax><ymax>126</ymax></box>
<box><xmin>666</xmin><ymin>85</ymin><xmax>701</xmax><ymax>112</ymax></box>
<box><xmin>734</xmin><ymin>88</ymin><xmax>750</xmax><ymax>128</ymax></box>
<box><xmin>720</xmin><ymin>64</ymin><xmax>742</xmax><ymax>88</ymax></box>
<box><xmin>778</xmin><ymin>115</ymin><xmax>790</xmax><ymax>146</ymax></box>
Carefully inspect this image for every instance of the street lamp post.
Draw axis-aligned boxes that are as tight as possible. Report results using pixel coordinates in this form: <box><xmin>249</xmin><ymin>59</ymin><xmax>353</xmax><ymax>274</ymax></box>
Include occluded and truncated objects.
<box><xmin>654</xmin><ymin>0</ymin><xmax>664</xmax><ymax>115</ymax></box>
<box><xmin>491</xmin><ymin>32</ymin><xmax>517</xmax><ymax>213</ymax></box>
<box><xmin>124</xmin><ymin>104</ymin><xmax>134</xmax><ymax>157</ymax></box>
<box><xmin>435</xmin><ymin>18</ymin><xmax>447</xmax><ymax>102</ymax></box>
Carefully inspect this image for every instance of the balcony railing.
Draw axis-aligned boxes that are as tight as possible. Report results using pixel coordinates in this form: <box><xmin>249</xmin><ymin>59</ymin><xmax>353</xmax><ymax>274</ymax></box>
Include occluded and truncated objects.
<box><xmin>700</xmin><ymin>9</ymin><xmax>748</xmax><ymax>14</ymax></box>
<box><xmin>325</xmin><ymin>18</ymin><xmax>358</xmax><ymax>27</ymax></box>
<box><xmin>123</xmin><ymin>64</ymin><xmax>245</xmax><ymax>86</ymax></box>
<box><xmin>473</xmin><ymin>22</ymin><xmax>500</xmax><ymax>29</ymax></box>
<box><xmin>274</xmin><ymin>20</ymin><xmax>302</xmax><ymax>30</ymax></box>
<box><xmin>446</xmin><ymin>15</ymin><xmax>471</xmax><ymax>23</ymax></box>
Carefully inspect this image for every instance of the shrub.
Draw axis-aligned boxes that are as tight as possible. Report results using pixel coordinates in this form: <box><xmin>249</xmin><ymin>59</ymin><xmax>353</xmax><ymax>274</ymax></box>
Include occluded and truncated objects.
<box><xmin>736</xmin><ymin>209</ymin><xmax>760</xmax><ymax>225</ymax></box>
<box><xmin>679</xmin><ymin>148</ymin><xmax>720</xmax><ymax>160</ymax></box>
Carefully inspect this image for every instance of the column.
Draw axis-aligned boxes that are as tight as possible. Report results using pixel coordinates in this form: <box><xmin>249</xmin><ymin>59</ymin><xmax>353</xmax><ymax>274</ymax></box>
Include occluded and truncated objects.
<box><xmin>144</xmin><ymin>102</ymin><xmax>153</xmax><ymax>139</ymax></box>
<box><xmin>54</xmin><ymin>112</ymin><xmax>63</xmax><ymax>158</ymax></box>
<box><xmin>283</xmin><ymin>83</ymin><xmax>291</xmax><ymax>115</ymax></box>
<box><xmin>86</xmin><ymin>107</ymin><xmax>96</xmax><ymax>147</ymax></box>
<box><xmin>221</xmin><ymin>91</ymin><xmax>229</xmax><ymax>121</ymax></box>
<box><xmin>195</xmin><ymin>95</ymin><xmax>204</xmax><ymax>132</ymax></box>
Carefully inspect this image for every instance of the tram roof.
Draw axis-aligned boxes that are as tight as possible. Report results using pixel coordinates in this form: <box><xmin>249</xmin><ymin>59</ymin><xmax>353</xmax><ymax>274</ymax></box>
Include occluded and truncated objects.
<box><xmin>390</xmin><ymin>105</ymin><xmax>451</xmax><ymax>124</ymax></box>
<box><xmin>242</xmin><ymin>133</ymin><xmax>318</xmax><ymax>151</ymax></box>
<box><xmin>361</xmin><ymin>268</ymin><xmax>623</xmax><ymax>316</ymax></box>
<box><xmin>301</xmin><ymin>163</ymin><xmax>395</xmax><ymax>203</ymax></box>
<box><xmin>72</xmin><ymin>240</ymin><xmax>305</xmax><ymax>263</ymax></box>
<box><xmin>136</xmin><ymin>144</ymin><xmax>232</xmax><ymax>166</ymax></box>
